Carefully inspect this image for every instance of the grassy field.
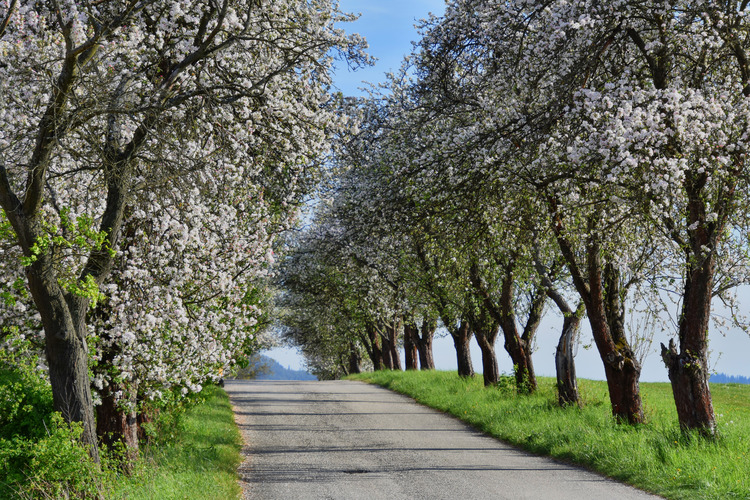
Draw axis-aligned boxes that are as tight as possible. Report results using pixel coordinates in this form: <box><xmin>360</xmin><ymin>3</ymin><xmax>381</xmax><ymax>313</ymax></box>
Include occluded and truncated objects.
<box><xmin>111</xmin><ymin>385</ymin><xmax>243</xmax><ymax>500</ymax></box>
<box><xmin>347</xmin><ymin>371</ymin><xmax>749</xmax><ymax>500</ymax></box>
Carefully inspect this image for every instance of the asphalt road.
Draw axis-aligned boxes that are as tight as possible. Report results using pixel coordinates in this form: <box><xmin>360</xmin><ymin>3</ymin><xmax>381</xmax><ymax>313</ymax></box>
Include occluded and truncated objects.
<box><xmin>225</xmin><ymin>380</ymin><xmax>662</xmax><ymax>500</ymax></box>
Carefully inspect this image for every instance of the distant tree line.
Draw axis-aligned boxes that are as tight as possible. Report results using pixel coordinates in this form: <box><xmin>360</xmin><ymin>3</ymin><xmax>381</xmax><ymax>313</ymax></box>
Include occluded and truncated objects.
<box><xmin>233</xmin><ymin>355</ymin><xmax>317</xmax><ymax>381</ymax></box>
<box><xmin>710</xmin><ymin>373</ymin><xmax>750</xmax><ymax>385</ymax></box>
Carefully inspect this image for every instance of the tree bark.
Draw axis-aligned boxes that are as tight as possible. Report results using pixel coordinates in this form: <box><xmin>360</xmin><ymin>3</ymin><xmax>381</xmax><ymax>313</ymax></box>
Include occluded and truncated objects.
<box><xmin>381</xmin><ymin>326</ymin><xmax>394</xmax><ymax>370</ymax></box>
<box><xmin>449</xmin><ymin>320</ymin><xmax>474</xmax><ymax>378</ymax></box>
<box><xmin>469</xmin><ymin>262</ymin><xmax>539</xmax><ymax>393</ymax></box>
<box><xmin>0</xmin><ymin>191</ymin><xmax>101</xmax><ymax>461</ymax></box>
<box><xmin>467</xmin><ymin>289</ymin><xmax>500</xmax><ymax>386</ymax></box>
<box><xmin>389</xmin><ymin>318</ymin><xmax>403</xmax><ymax>371</ymax></box>
<box><xmin>534</xmin><ymin>251</ymin><xmax>583</xmax><ymax>407</ymax></box>
<box><xmin>347</xmin><ymin>343</ymin><xmax>362</xmax><ymax>374</ymax></box>
<box><xmin>364</xmin><ymin>323</ymin><xmax>384</xmax><ymax>370</ymax></box>
<box><xmin>661</xmin><ymin>172</ymin><xmax>720</xmax><ymax>434</ymax></box>
<box><xmin>94</xmin><ymin>330</ymin><xmax>138</xmax><ymax>468</ymax></box>
<box><xmin>416</xmin><ymin>319</ymin><xmax>436</xmax><ymax>370</ymax></box>
<box><xmin>379</xmin><ymin>319</ymin><xmax>402</xmax><ymax>371</ymax></box>
<box><xmin>599</xmin><ymin>262</ymin><xmax>645</xmax><ymax>423</ymax></box>
<box><xmin>41</xmin><ymin>294</ymin><xmax>100</xmax><ymax>462</ymax></box>
<box><xmin>96</xmin><ymin>382</ymin><xmax>138</xmax><ymax>471</ymax></box>
<box><xmin>556</xmin><ymin>312</ymin><xmax>582</xmax><ymax>407</ymax></box>
<box><xmin>499</xmin><ymin>271</ymin><xmax>542</xmax><ymax>393</ymax></box>
<box><xmin>403</xmin><ymin>321</ymin><xmax>419</xmax><ymax>370</ymax></box>
<box><xmin>2</xmin><ymin>150</ymin><xmax>133</xmax><ymax>464</ymax></box>
<box><xmin>661</xmin><ymin>339</ymin><xmax>715</xmax><ymax>434</ymax></box>
<box><xmin>585</xmin><ymin>247</ymin><xmax>644</xmax><ymax>423</ymax></box>
<box><xmin>473</xmin><ymin>327</ymin><xmax>500</xmax><ymax>386</ymax></box>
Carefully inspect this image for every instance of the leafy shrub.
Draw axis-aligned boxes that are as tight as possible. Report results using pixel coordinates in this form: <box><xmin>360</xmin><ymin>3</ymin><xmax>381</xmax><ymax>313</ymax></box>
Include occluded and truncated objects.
<box><xmin>0</xmin><ymin>367</ymin><xmax>110</xmax><ymax>499</ymax></box>
<box><xmin>0</xmin><ymin>414</ymin><xmax>111</xmax><ymax>500</ymax></box>
<box><xmin>0</xmin><ymin>368</ymin><xmax>54</xmax><ymax>442</ymax></box>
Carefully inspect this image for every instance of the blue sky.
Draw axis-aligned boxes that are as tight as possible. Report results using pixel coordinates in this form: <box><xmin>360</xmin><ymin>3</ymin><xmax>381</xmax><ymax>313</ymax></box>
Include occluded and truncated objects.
<box><xmin>332</xmin><ymin>0</ymin><xmax>446</xmax><ymax>96</ymax></box>
<box><xmin>266</xmin><ymin>1</ymin><xmax>750</xmax><ymax>381</ymax></box>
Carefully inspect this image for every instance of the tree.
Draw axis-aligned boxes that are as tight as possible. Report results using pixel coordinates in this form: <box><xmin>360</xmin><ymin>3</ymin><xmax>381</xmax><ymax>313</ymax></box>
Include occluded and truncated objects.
<box><xmin>0</xmin><ymin>0</ymin><xmax>365</xmax><ymax>458</ymax></box>
<box><xmin>276</xmin><ymin>210</ymin><xmax>392</xmax><ymax>379</ymax></box>
<box><xmin>406</xmin><ymin>0</ymin><xmax>653</xmax><ymax>422</ymax></box>
<box><xmin>533</xmin><ymin>244</ymin><xmax>585</xmax><ymax>406</ymax></box>
<box><xmin>90</xmin><ymin>176</ymin><xmax>281</xmax><ymax>457</ymax></box>
<box><xmin>420</xmin><ymin>0</ymin><xmax>750</xmax><ymax>431</ymax></box>
<box><xmin>512</xmin><ymin>0</ymin><xmax>750</xmax><ymax>433</ymax></box>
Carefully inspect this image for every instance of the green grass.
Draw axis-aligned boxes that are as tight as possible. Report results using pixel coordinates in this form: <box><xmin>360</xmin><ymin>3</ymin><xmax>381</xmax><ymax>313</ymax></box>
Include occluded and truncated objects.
<box><xmin>111</xmin><ymin>385</ymin><xmax>243</xmax><ymax>500</ymax></box>
<box><xmin>347</xmin><ymin>371</ymin><xmax>750</xmax><ymax>500</ymax></box>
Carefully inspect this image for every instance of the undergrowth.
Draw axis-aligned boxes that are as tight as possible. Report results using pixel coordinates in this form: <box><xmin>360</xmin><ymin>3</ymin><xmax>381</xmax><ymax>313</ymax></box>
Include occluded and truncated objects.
<box><xmin>0</xmin><ymin>360</ymin><xmax>242</xmax><ymax>500</ymax></box>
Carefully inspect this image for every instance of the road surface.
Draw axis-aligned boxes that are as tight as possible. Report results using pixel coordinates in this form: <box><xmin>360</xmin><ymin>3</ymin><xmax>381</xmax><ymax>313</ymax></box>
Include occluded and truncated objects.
<box><xmin>225</xmin><ymin>380</ymin><xmax>661</xmax><ymax>500</ymax></box>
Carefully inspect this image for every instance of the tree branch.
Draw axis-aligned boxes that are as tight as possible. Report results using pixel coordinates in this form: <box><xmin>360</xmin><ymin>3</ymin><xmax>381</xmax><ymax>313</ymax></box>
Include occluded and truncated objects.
<box><xmin>0</xmin><ymin>0</ymin><xmax>17</xmax><ymax>38</ymax></box>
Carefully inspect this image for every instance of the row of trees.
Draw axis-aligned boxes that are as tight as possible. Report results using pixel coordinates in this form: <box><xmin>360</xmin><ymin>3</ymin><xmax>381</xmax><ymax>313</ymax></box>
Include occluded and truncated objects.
<box><xmin>0</xmin><ymin>0</ymin><xmax>366</xmax><ymax>463</ymax></box>
<box><xmin>278</xmin><ymin>0</ymin><xmax>750</xmax><ymax>435</ymax></box>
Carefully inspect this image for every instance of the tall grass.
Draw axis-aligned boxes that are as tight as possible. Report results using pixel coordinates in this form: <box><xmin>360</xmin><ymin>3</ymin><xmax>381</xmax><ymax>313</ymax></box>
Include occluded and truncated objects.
<box><xmin>348</xmin><ymin>371</ymin><xmax>749</xmax><ymax>500</ymax></box>
<box><xmin>112</xmin><ymin>385</ymin><xmax>243</xmax><ymax>500</ymax></box>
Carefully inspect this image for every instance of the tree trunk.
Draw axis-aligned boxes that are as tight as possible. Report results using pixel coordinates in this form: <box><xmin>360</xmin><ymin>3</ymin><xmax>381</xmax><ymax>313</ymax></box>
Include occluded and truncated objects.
<box><xmin>389</xmin><ymin>318</ymin><xmax>402</xmax><ymax>371</ymax></box>
<box><xmin>450</xmin><ymin>320</ymin><xmax>474</xmax><ymax>378</ymax></box>
<box><xmin>661</xmin><ymin>178</ymin><xmax>718</xmax><ymax>434</ymax></box>
<box><xmin>347</xmin><ymin>343</ymin><xmax>362</xmax><ymax>374</ymax></box>
<box><xmin>379</xmin><ymin>320</ymin><xmax>402</xmax><ymax>370</ymax></box>
<box><xmin>661</xmin><ymin>340</ymin><xmax>715</xmax><ymax>434</ymax></box>
<box><xmin>502</xmin><ymin>333</ymin><xmax>535</xmax><ymax>393</ymax></box>
<box><xmin>403</xmin><ymin>322</ymin><xmax>419</xmax><ymax>371</ymax></box>
<box><xmin>92</xmin><ymin>306</ymin><xmax>140</xmax><ymax>467</ymax></box>
<box><xmin>0</xmin><ymin>44</ymin><xmax>137</xmax><ymax>464</ymax></box>
<box><xmin>96</xmin><ymin>382</ymin><xmax>138</xmax><ymax>471</ymax></box>
<box><xmin>381</xmin><ymin>328</ymin><xmax>394</xmax><ymax>370</ymax></box>
<box><xmin>498</xmin><ymin>268</ymin><xmax>538</xmax><ymax>394</ymax></box>
<box><xmin>535</xmin><ymin>251</ymin><xmax>583</xmax><ymax>407</ymax></box>
<box><xmin>32</xmin><ymin>277</ymin><xmax>100</xmax><ymax>463</ymax></box>
<box><xmin>338</xmin><ymin>353</ymin><xmax>350</xmax><ymax>377</ymax></box>
<box><xmin>3</xmin><ymin>163</ymin><xmax>132</xmax><ymax>463</ymax></box>
<box><xmin>94</xmin><ymin>318</ymin><xmax>139</xmax><ymax>469</ymax></box>
<box><xmin>474</xmin><ymin>330</ymin><xmax>499</xmax><ymax>386</ymax></box>
<box><xmin>556</xmin><ymin>312</ymin><xmax>582</xmax><ymax>406</ymax></box>
<box><xmin>416</xmin><ymin>319</ymin><xmax>436</xmax><ymax>370</ymax></box>
<box><xmin>602</xmin><ymin>357</ymin><xmax>643</xmax><ymax>423</ymax></box>
<box><xmin>468</xmin><ymin>261</ymin><xmax>539</xmax><ymax>393</ymax></box>
<box><xmin>468</xmin><ymin>295</ymin><xmax>500</xmax><ymax>387</ymax></box>
<box><xmin>585</xmin><ymin>251</ymin><xmax>644</xmax><ymax>423</ymax></box>
<box><xmin>549</xmin><ymin>208</ymin><xmax>644</xmax><ymax>424</ymax></box>
<box><xmin>365</xmin><ymin>324</ymin><xmax>384</xmax><ymax>370</ymax></box>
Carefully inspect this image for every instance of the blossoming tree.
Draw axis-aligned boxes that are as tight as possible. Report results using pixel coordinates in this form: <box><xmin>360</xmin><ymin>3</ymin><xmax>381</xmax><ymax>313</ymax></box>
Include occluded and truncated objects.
<box><xmin>411</xmin><ymin>0</ymin><xmax>750</xmax><ymax>431</ymax></box>
<box><xmin>0</xmin><ymin>0</ymin><xmax>365</xmax><ymax>459</ymax></box>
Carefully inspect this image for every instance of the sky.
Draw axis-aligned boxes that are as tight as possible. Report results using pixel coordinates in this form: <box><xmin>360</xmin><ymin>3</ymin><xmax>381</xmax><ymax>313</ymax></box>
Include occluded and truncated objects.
<box><xmin>265</xmin><ymin>0</ymin><xmax>750</xmax><ymax>381</ymax></box>
<box><xmin>329</xmin><ymin>0</ymin><xmax>445</xmax><ymax>95</ymax></box>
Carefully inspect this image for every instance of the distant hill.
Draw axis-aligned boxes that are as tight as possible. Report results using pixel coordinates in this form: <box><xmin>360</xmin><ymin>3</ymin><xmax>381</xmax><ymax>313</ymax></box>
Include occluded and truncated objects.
<box><xmin>710</xmin><ymin>373</ymin><xmax>750</xmax><ymax>384</ymax></box>
<box><xmin>236</xmin><ymin>354</ymin><xmax>316</xmax><ymax>381</ymax></box>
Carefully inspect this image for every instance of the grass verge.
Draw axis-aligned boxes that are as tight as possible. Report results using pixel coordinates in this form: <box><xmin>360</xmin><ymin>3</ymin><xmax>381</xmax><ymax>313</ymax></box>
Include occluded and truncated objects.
<box><xmin>347</xmin><ymin>370</ymin><xmax>749</xmax><ymax>500</ymax></box>
<box><xmin>111</xmin><ymin>385</ymin><xmax>243</xmax><ymax>500</ymax></box>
